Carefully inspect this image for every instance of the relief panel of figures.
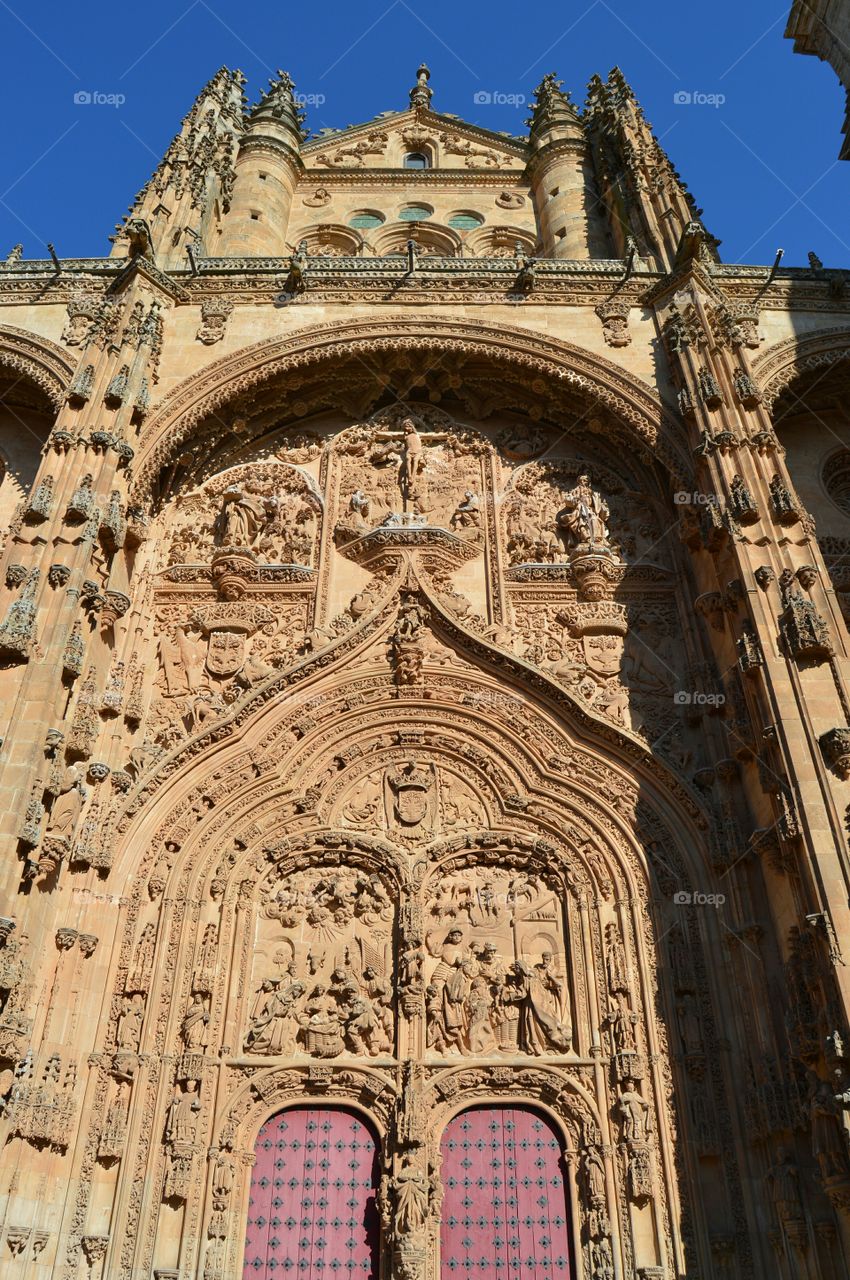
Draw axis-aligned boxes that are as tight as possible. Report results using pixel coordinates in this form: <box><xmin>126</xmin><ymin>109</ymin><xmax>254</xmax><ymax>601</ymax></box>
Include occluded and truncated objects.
<box><xmin>244</xmin><ymin>868</ymin><xmax>396</xmax><ymax>1060</ymax></box>
<box><xmin>330</xmin><ymin>406</ymin><xmax>488</xmax><ymax>538</ymax></box>
<box><xmin>154</xmin><ymin>460</ymin><xmax>322</xmax><ymax>570</ymax></box>
<box><xmin>423</xmin><ymin>867</ymin><xmax>573</xmax><ymax>1058</ymax></box>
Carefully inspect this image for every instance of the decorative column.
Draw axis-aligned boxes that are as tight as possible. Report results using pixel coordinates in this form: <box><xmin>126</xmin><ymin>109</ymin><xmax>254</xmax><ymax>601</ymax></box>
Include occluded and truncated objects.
<box><xmin>653</xmin><ymin>220</ymin><xmax>850</xmax><ymax>1232</ymax></box>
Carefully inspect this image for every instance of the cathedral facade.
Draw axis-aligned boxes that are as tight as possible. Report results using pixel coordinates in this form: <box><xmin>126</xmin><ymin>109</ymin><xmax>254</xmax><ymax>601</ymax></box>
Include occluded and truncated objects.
<box><xmin>1</xmin><ymin>61</ymin><xmax>850</xmax><ymax>1280</ymax></box>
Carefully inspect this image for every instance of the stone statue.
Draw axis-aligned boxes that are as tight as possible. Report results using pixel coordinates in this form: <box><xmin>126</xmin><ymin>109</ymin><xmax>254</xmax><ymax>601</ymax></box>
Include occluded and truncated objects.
<box><xmin>618</xmin><ymin>1089</ymin><xmax>651</xmax><ymax>1143</ymax></box>
<box><xmin>766</xmin><ymin>1149</ymin><xmax>803</xmax><ymax>1224</ymax></box>
<box><xmin>167</xmin><ymin>1080</ymin><xmax>201</xmax><ymax>1144</ymax></box>
<box><xmin>400</xmin><ymin>418</ymin><xmax>425</xmax><ymax>509</ymax></box>
<box><xmin>181</xmin><ymin>993</ymin><xmax>210</xmax><ymax>1050</ymax></box>
<box><xmin>450</xmin><ymin>491</ymin><xmax>481</xmax><ymax>531</ymax></box>
<box><xmin>46</xmin><ymin>766</ymin><xmax>86</xmax><ymax>839</ymax></box>
<box><xmin>556</xmin><ymin>474</ymin><xmax>611</xmax><ymax>550</ymax></box>
<box><xmin>676</xmin><ymin>992</ymin><xmax>702</xmax><ymax>1056</ymax></box>
<box><xmin>218</xmin><ymin>487</ymin><xmax>266</xmax><ymax>548</ymax></box>
<box><xmin>116</xmin><ymin>995</ymin><xmax>143</xmax><ymax>1051</ymax></box>
<box><xmin>212</xmin><ymin>1150</ymin><xmax>235</xmax><ymax>1200</ymax></box>
<box><xmin>582</xmin><ymin>1145</ymin><xmax>606</xmax><ymax>1203</ymax></box>
<box><xmin>394</xmin><ymin>1155</ymin><xmax>429</xmax><ymax>1234</ymax></box>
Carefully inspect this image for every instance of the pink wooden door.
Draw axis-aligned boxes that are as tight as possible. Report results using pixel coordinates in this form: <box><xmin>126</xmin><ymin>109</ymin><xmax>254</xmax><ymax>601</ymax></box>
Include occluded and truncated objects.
<box><xmin>440</xmin><ymin>1106</ymin><xmax>574</xmax><ymax>1279</ymax></box>
<box><xmin>243</xmin><ymin>1107</ymin><xmax>380</xmax><ymax>1280</ymax></box>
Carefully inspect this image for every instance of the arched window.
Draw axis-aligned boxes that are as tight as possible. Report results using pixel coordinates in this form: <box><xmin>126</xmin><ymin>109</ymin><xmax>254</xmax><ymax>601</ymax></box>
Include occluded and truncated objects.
<box><xmin>244</xmin><ymin>1107</ymin><xmax>380</xmax><ymax>1280</ymax></box>
<box><xmin>440</xmin><ymin>1106</ymin><xmax>575</xmax><ymax>1279</ymax></box>
<box><xmin>404</xmin><ymin>152</ymin><xmax>429</xmax><ymax>169</ymax></box>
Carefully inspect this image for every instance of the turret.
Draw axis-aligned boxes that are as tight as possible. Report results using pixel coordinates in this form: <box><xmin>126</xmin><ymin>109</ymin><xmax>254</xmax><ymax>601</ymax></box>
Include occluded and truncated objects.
<box><xmin>216</xmin><ymin>71</ymin><xmax>305</xmax><ymax>256</ymax></box>
<box><xmin>110</xmin><ymin>67</ymin><xmax>246</xmax><ymax>270</ymax></box>
<box><xmin>526</xmin><ymin>74</ymin><xmax>601</xmax><ymax>259</ymax></box>
<box><xmin>584</xmin><ymin>67</ymin><xmax>716</xmax><ymax>270</ymax></box>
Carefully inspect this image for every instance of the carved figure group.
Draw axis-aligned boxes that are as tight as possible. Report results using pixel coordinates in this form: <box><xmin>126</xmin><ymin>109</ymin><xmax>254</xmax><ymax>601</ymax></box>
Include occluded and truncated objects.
<box><xmin>426</xmin><ymin>933</ymin><xmax>571</xmax><ymax>1057</ymax></box>
<box><xmin>163</xmin><ymin>464</ymin><xmax>320</xmax><ymax>568</ymax></box>
<box><xmin>245</xmin><ymin>965</ymin><xmax>393</xmax><ymax>1059</ymax></box>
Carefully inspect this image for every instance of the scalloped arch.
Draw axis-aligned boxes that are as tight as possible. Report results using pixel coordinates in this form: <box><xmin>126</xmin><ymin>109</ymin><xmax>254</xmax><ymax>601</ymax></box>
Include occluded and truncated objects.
<box><xmin>752</xmin><ymin>325</ymin><xmax>850</xmax><ymax>408</ymax></box>
<box><xmin>131</xmin><ymin>316</ymin><xmax>692</xmax><ymax>503</ymax></box>
<box><xmin>0</xmin><ymin>323</ymin><xmax>74</xmax><ymax>409</ymax></box>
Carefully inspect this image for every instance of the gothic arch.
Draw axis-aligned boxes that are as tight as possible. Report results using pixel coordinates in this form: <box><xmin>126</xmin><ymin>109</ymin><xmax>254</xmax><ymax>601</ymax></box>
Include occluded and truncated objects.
<box><xmin>130</xmin><ymin>316</ymin><xmax>692</xmax><ymax>503</ymax></box>
<box><xmin>0</xmin><ymin>323</ymin><xmax>74</xmax><ymax>410</ymax></box>
<box><xmin>752</xmin><ymin>325</ymin><xmax>850</xmax><ymax>407</ymax></box>
<box><xmin>113</xmin><ymin>576</ymin><xmax>709</xmax><ymax>875</ymax></box>
<box><xmin>75</xmin><ymin>563</ymin><xmax>726</xmax><ymax>1280</ymax></box>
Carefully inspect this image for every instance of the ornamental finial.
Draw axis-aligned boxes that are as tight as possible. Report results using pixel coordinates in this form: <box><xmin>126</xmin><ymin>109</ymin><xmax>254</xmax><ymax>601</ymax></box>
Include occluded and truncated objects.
<box><xmin>409</xmin><ymin>62</ymin><xmax>432</xmax><ymax>109</ymax></box>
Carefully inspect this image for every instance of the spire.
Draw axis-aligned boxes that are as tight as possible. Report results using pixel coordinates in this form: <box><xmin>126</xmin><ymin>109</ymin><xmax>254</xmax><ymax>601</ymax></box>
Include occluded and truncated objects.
<box><xmin>409</xmin><ymin>63</ymin><xmax>433</xmax><ymax>110</ymax></box>
<box><xmin>583</xmin><ymin>66</ymin><xmax>715</xmax><ymax>269</ymax></box>
<box><xmin>527</xmin><ymin>73</ymin><xmax>583</xmax><ymax>146</ymax></box>
<box><xmin>111</xmin><ymin>67</ymin><xmax>246</xmax><ymax>264</ymax></box>
<box><xmin>249</xmin><ymin>69</ymin><xmax>307</xmax><ymax>140</ymax></box>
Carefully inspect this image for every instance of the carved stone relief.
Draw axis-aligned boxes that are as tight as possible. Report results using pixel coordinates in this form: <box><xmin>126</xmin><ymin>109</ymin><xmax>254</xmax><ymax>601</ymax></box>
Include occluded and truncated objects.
<box><xmin>157</xmin><ymin>461</ymin><xmax>322</xmax><ymax>570</ymax></box>
<box><xmin>332</xmin><ymin>407</ymin><xmax>486</xmax><ymax>517</ymax></box>
<box><xmin>245</xmin><ymin>868</ymin><xmax>396</xmax><ymax>1060</ymax></box>
<box><xmin>422</xmin><ymin>867</ymin><xmax>573</xmax><ymax>1057</ymax></box>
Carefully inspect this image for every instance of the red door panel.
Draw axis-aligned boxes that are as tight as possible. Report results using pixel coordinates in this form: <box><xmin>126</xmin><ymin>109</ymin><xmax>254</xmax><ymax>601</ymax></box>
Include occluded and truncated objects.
<box><xmin>244</xmin><ymin>1107</ymin><xmax>380</xmax><ymax>1280</ymax></box>
<box><xmin>440</xmin><ymin>1106</ymin><xmax>574</xmax><ymax>1279</ymax></box>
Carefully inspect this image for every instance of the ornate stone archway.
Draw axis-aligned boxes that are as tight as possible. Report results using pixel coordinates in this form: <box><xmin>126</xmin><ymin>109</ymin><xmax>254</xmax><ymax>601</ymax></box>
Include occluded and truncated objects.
<box><xmin>39</xmin><ymin>326</ymin><xmax>759</xmax><ymax>1280</ymax></box>
<box><xmin>66</xmin><ymin>537</ymin><xmax>731</xmax><ymax>1280</ymax></box>
<box><xmin>130</xmin><ymin>315</ymin><xmax>693</xmax><ymax>503</ymax></box>
<box><xmin>0</xmin><ymin>323</ymin><xmax>74</xmax><ymax>410</ymax></box>
<box><xmin>752</xmin><ymin>325</ymin><xmax>850</xmax><ymax>408</ymax></box>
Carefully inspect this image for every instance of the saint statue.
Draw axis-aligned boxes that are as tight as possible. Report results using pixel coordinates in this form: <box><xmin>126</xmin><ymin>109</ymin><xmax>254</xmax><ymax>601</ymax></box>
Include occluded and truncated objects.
<box><xmin>46</xmin><ymin>765</ymin><xmax>86</xmax><ymax>839</ymax></box>
<box><xmin>395</xmin><ymin>1155</ymin><xmax>429</xmax><ymax>1234</ymax></box>
<box><xmin>218</xmin><ymin>486</ymin><xmax>266</xmax><ymax>548</ymax></box>
<box><xmin>181</xmin><ymin>993</ymin><xmax>210</xmax><ymax>1050</ymax></box>
<box><xmin>167</xmin><ymin>1080</ymin><xmax>201</xmax><ymax>1143</ymax></box>
<box><xmin>556</xmin><ymin>474</ymin><xmax>611</xmax><ymax>550</ymax></box>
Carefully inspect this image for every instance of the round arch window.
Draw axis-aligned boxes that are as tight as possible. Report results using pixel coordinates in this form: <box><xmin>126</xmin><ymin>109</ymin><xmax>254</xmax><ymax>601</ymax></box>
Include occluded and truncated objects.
<box><xmin>398</xmin><ymin>204</ymin><xmax>433</xmax><ymax>221</ymax></box>
<box><xmin>823</xmin><ymin>449</ymin><xmax>850</xmax><ymax>516</ymax></box>
<box><xmin>348</xmin><ymin>210</ymin><xmax>385</xmax><ymax>229</ymax></box>
<box><xmin>403</xmin><ymin>151</ymin><xmax>429</xmax><ymax>169</ymax></box>
<box><xmin>448</xmin><ymin>211</ymin><xmax>484</xmax><ymax>230</ymax></box>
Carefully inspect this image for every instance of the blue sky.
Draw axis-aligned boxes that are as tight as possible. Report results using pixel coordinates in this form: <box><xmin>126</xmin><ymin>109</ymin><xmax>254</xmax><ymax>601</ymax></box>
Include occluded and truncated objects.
<box><xmin>0</xmin><ymin>0</ymin><xmax>846</xmax><ymax>266</ymax></box>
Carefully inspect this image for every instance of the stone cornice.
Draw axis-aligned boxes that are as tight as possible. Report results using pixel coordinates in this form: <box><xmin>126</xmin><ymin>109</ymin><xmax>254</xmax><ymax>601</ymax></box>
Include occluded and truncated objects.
<box><xmin>0</xmin><ymin>257</ymin><xmax>847</xmax><ymax>316</ymax></box>
<box><xmin>299</xmin><ymin>167</ymin><xmax>527</xmax><ymax>184</ymax></box>
<box><xmin>237</xmin><ymin>135</ymin><xmax>305</xmax><ymax>172</ymax></box>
